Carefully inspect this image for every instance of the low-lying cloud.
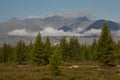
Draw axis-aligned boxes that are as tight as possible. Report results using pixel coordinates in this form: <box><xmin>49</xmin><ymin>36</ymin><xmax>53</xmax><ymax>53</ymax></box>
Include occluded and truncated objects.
<box><xmin>8</xmin><ymin>27</ymin><xmax>80</xmax><ymax>37</ymax></box>
<box><xmin>8</xmin><ymin>28</ymin><xmax>37</xmax><ymax>37</ymax></box>
<box><xmin>40</xmin><ymin>27</ymin><xmax>81</xmax><ymax>36</ymax></box>
<box><xmin>111</xmin><ymin>30</ymin><xmax>120</xmax><ymax>37</ymax></box>
<box><xmin>82</xmin><ymin>28</ymin><xmax>101</xmax><ymax>36</ymax></box>
<box><xmin>8</xmin><ymin>28</ymin><xmax>120</xmax><ymax>37</ymax></box>
<box><xmin>7</xmin><ymin>28</ymin><xmax>102</xmax><ymax>37</ymax></box>
<box><xmin>8</xmin><ymin>27</ymin><xmax>81</xmax><ymax>37</ymax></box>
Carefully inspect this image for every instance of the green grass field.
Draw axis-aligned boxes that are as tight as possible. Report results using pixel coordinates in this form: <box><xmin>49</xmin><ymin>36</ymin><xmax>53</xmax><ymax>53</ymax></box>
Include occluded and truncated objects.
<box><xmin>0</xmin><ymin>61</ymin><xmax>120</xmax><ymax>80</ymax></box>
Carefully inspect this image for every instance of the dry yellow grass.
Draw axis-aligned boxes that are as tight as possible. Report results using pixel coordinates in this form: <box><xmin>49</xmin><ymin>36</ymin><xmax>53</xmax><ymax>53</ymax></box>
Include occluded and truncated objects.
<box><xmin>0</xmin><ymin>62</ymin><xmax>120</xmax><ymax>80</ymax></box>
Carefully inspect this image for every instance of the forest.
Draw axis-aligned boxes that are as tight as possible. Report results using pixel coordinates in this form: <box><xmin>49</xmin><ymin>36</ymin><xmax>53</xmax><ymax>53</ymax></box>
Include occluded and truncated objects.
<box><xmin>0</xmin><ymin>22</ymin><xmax>120</xmax><ymax>80</ymax></box>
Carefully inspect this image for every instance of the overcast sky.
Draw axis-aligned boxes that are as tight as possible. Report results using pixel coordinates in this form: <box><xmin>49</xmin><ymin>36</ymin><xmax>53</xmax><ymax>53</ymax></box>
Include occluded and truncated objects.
<box><xmin>0</xmin><ymin>0</ymin><xmax>120</xmax><ymax>22</ymax></box>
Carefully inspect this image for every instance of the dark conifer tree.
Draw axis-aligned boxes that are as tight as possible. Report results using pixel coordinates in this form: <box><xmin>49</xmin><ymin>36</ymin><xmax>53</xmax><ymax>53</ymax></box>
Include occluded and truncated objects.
<box><xmin>14</xmin><ymin>40</ymin><xmax>27</xmax><ymax>64</ymax></box>
<box><xmin>26</xmin><ymin>40</ymin><xmax>33</xmax><ymax>63</ymax></box>
<box><xmin>69</xmin><ymin>36</ymin><xmax>81</xmax><ymax>61</ymax></box>
<box><xmin>95</xmin><ymin>22</ymin><xmax>115</xmax><ymax>65</ymax></box>
<box><xmin>44</xmin><ymin>36</ymin><xmax>52</xmax><ymax>64</ymax></box>
<box><xmin>89</xmin><ymin>38</ymin><xmax>98</xmax><ymax>60</ymax></box>
<box><xmin>49</xmin><ymin>46</ymin><xmax>62</xmax><ymax>76</ymax></box>
<box><xmin>0</xmin><ymin>43</ymin><xmax>12</xmax><ymax>63</ymax></box>
<box><xmin>31</xmin><ymin>32</ymin><xmax>44</xmax><ymax>65</ymax></box>
<box><xmin>81</xmin><ymin>43</ymin><xmax>89</xmax><ymax>61</ymax></box>
<box><xmin>60</xmin><ymin>37</ymin><xmax>69</xmax><ymax>61</ymax></box>
<box><xmin>114</xmin><ymin>40</ymin><xmax>120</xmax><ymax>61</ymax></box>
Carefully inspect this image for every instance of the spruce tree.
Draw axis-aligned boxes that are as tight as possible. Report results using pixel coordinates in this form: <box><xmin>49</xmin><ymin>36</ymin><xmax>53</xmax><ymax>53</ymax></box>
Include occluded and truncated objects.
<box><xmin>0</xmin><ymin>43</ymin><xmax>12</xmax><ymax>63</ymax></box>
<box><xmin>114</xmin><ymin>40</ymin><xmax>120</xmax><ymax>61</ymax></box>
<box><xmin>14</xmin><ymin>40</ymin><xmax>27</xmax><ymax>64</ymax></box>
<box><xmin>26</xmin><ymin>40</ymin><xmax>33</xmax><ymax>63</ymax></box>
<box><xmin>69</xmin><ymin>36</ymin><xmax>81</xmax><ymax>61</ymax></box>
<box><xmin>60</xmin><ymin>37</ymin><xmax>69</xmax><ymax>61</ymax></box>
<box><xmin>44</xmin><ymin>36</ymin><xmax>52</xmax><ymax>64</ymax></box>
<box><xmin>49</xmin><ymin>46</ymin><xmax>62</xmax><ymax>76</ymax></box>
<box><xmin>90</xmin><ymin>38</ymin><xmax>98</xmax><ymax>60</ymax></box>
<box><xmin>81</xmin><ymin>43</ymin><xmax>89</xmax><ymax>61</ymax></box>
<box><xmin>31</xmin><ymin>32</ymin><xmax>44</xmax><ymax>65</ymax></box>
<box><xmin>95</xmin><ymin>22</ymin><xmax>115</xmax><ymax>66</ymax></box>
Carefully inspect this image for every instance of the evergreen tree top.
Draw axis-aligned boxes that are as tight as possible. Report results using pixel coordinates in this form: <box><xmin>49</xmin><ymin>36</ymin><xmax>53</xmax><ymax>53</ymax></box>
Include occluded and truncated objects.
<box><xmin>98</xmin><ymin>21</ymin><xmax>114</xmax><ymax>45</ymax></box>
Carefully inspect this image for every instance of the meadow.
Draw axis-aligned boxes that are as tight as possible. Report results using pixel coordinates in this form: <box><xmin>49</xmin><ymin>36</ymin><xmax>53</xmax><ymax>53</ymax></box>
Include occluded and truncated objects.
<box><xmin>0</xmin><ymin>61</ymin><xmax>120</xmax><ymax>80</ymax></box>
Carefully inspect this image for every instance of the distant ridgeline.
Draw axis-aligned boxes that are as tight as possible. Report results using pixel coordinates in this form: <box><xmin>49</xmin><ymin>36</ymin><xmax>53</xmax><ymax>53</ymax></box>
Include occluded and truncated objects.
<box><xmin>0</xmin><ymin>22</ymin><xmax>119</xmax><ymax>67</ymax></box>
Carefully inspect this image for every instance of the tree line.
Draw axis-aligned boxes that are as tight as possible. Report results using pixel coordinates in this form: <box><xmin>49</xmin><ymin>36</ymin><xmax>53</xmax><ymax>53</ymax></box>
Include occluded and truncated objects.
<box><xmin>0</xmin><ymin>22</ymin><xmax>120</xmax><ymax>66</ymax></box>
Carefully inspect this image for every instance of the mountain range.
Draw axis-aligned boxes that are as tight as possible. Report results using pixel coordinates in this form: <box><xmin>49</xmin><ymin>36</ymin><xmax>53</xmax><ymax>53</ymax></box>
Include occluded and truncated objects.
<box><xmin>0</xmin><ymin>14</ymin><xmax>120</xmax><ymax>45</ymax></box>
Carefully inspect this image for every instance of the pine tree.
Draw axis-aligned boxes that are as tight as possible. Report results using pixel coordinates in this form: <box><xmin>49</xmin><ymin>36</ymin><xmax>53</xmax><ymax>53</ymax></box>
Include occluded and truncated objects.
<box><xmin>90</xmin><ymin>38</ymin><xmax>98</xmax><ymax>60</ymax></box>
<box><xmin>0</xmin><ymin>43</ymin><xmax>12</xmax><ymax>63</ymax></box>
<box><xmin>26</xmin><ymin>40</ymin><xmax>33</xmax><ymax>63</ymax></box>
<box><xmin>31</xmin><ymin>32</ymin><xmax>44</xmax><ymax>65</ymax></box>
<box><xmin>60</xmin><ymin>37</ymin><xmax>69</xmax><ymax>61</ymax></box>
<box><xmin>14</xmin><ymin>40</ymin><xmax>27</xmax><ymax>64</ymax></box>
<box><xmin>44</xmin><ymin>36</ymin><xmax>52</xmax><ymax>64</ymax></box>
<box><xmin>114</xmin><ymin>40</ymin><xmax>120</xmax><ymax>61</ymax></box>
<box><xmin>95</xmin><ymin>22</ymin><xmax>115</xmax><ymax>66</ymax></box>
<box><xmin>49</xmin><ymin>46</ymin><xmax>62</xmax><ymax>76</ymax></box>
<box><xmin>69</xmin><ymin>36</ymin><xmax>81</xmax><ymax>61</ymax></box>
<box><xmin>81</xmin><ymin>43</ymin><xmax>89</xmax><ymax>61</ymax></box>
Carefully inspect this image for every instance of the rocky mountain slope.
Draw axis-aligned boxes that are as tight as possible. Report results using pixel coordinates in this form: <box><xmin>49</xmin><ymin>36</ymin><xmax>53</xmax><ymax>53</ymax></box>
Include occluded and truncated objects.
<box><xmin>0</xmin><ymin>14</ymin><xmax>120</xmax><ymax>45</ymax></box>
